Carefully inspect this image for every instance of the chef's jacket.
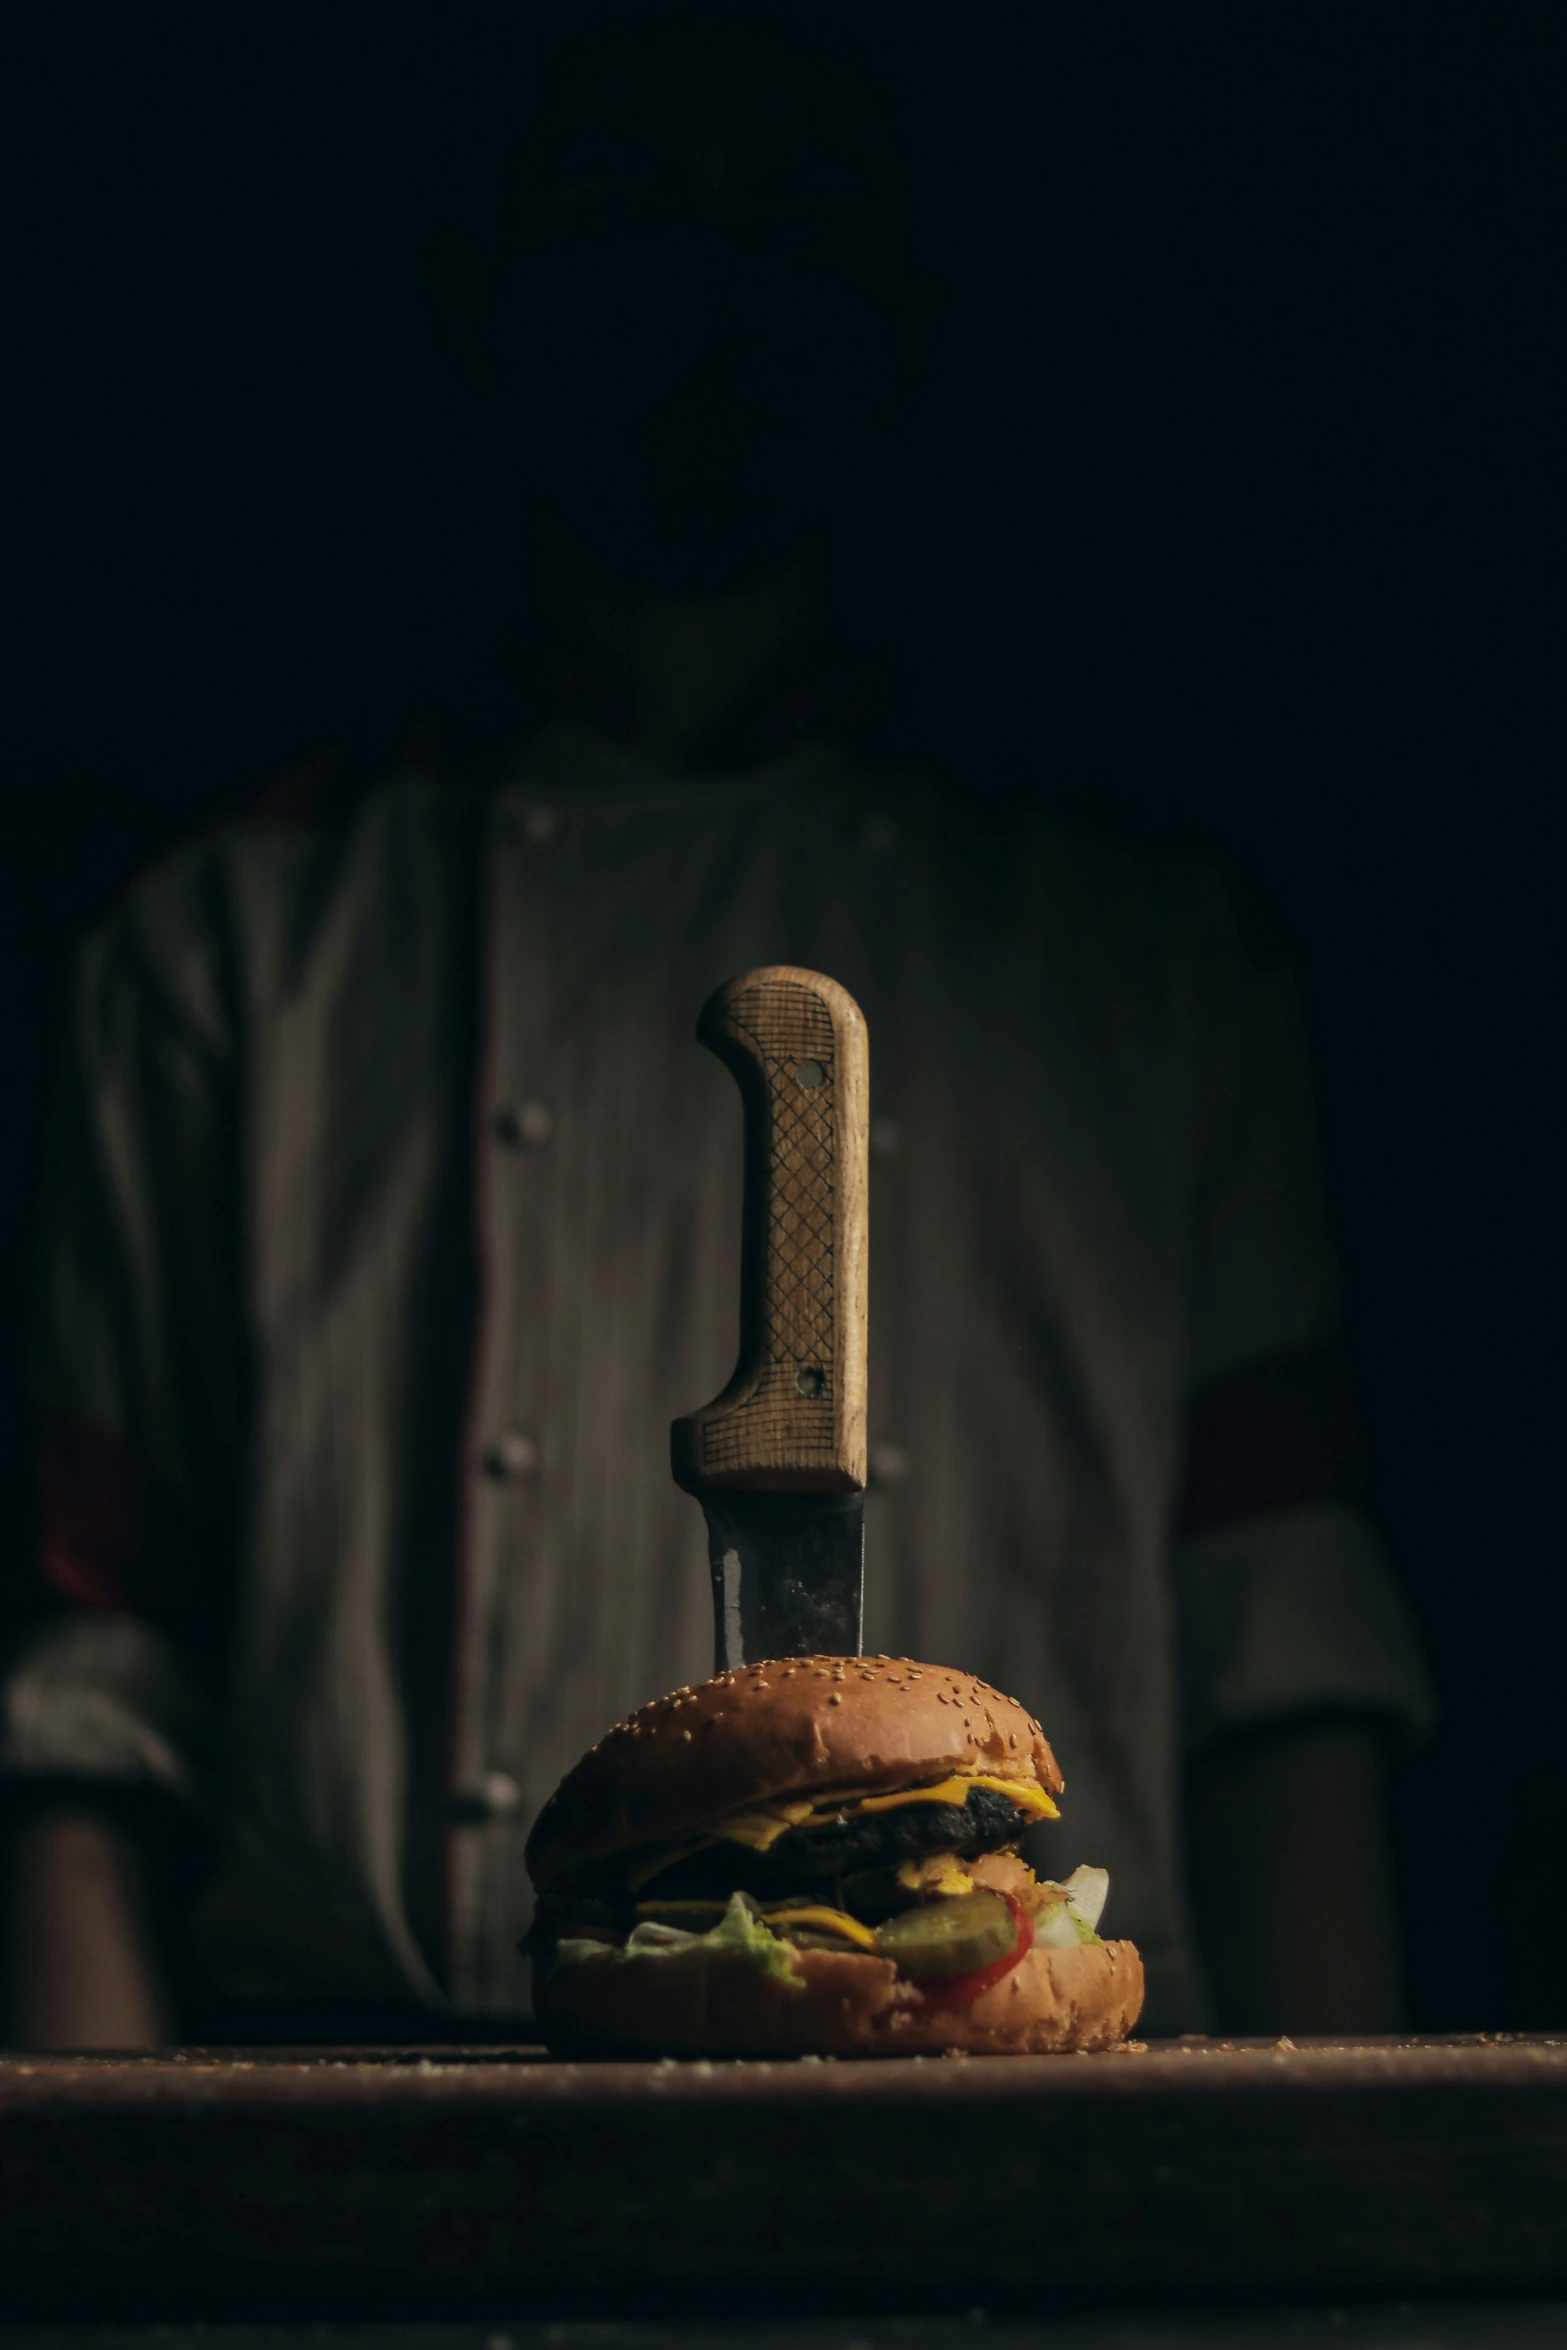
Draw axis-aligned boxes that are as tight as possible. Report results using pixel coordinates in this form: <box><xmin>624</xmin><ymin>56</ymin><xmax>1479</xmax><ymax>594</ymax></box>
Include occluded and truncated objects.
<box><xmin>1</xmin><ymin>727</ymin><xmax>1435</xmax><ymax>2030</ymax></box>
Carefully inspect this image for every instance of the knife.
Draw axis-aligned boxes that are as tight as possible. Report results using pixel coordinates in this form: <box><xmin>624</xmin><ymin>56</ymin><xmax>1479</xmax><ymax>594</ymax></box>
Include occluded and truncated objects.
<box><xmin>671</xmin><ymin>965</ymin><xmax>869</xmax><ymax>1669</ymax></box>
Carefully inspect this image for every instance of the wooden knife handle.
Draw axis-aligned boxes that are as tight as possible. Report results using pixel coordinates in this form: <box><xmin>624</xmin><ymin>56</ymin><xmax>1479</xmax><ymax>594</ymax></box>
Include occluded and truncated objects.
<box><xmin>672</xmin><ymin>966</ymin><xmax>868</xmax><ymax>1495</ymax></box>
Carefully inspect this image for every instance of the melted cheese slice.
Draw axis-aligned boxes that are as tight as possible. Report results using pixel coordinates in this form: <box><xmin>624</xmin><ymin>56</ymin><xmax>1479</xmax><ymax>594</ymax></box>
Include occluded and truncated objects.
<box><xmin>709</xmin><ymin>1798</ymin><xmax>820</xmax><ymax>1852</ymax></box>
<box><xmin>760</xmin><ymin>1903</ymin><xmax>879</xmax><ymax>1950</ymax></box>
<box><xmin>897</xmin><ymin>1854</ymin><xmax>975</xmax><ymax>1897</ymax></box>
<box><xmin>624</xmin><ymin>1837</ymin><xmax>708</xmax><ymax>1892</ymax></box>
<box><xmin>848</xmin><ymin>1773</ymin><xmax>1060</xmax><ymax>1822</ymax></box>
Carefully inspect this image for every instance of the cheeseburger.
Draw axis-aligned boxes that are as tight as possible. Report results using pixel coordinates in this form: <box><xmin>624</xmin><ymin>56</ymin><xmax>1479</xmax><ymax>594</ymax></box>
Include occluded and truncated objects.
<box><xmin>525</xmin><ymin>1655</ymin><xmax>1144</xmax><ymax>2055</ymax></box>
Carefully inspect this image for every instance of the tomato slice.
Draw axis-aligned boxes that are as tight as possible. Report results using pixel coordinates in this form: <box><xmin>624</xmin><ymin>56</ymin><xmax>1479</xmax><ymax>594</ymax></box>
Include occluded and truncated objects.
<box><xmin>913</xmin><ymin>1891</ymin><xmax>1034</xmax><ymax>2010</ymax></box>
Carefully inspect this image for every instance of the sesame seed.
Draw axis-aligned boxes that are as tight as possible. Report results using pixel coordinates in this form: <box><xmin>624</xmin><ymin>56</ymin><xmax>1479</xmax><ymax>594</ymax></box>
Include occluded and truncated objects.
<box><xmin>827</xmin><ymin>1693</ymin><xmax>843</xmax><ymax>1707</ymax></box>
<box><xmin>681</xmin><ymin>1730</ymin><xmax>693</xmax><ymax>1743</ymax></box>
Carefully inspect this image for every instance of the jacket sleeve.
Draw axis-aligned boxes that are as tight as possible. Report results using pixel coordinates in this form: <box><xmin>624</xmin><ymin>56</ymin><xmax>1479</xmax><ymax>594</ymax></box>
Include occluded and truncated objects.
<box><xmin>1</xmin><ymin>848</ymin><xmax>247</xmax><ymax>1813</ymax></box>
<box><xmin>1170</xmin><ymin>869</ymin><xmax>1436</xmax><ymax>1755</ymax></box>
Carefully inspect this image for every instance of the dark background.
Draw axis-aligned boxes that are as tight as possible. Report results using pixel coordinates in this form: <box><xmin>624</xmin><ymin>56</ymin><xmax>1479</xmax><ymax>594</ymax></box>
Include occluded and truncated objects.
<box><xmin>4</xmin><ymin>2</ymin><xmax>1561</xmax><ymax>2027</ymax></box>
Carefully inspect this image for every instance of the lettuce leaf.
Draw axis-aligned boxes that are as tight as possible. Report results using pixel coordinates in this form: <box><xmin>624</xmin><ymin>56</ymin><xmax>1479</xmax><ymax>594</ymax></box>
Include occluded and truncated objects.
<box><xmin>561</xmin><ymin>1890</ymin><xmax>805</xmax><ymax>1990</ymax></box>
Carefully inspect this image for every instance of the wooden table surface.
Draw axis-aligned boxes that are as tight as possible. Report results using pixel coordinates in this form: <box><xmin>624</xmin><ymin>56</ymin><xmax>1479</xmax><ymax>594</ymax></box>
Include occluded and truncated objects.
<box><xmin>3</xmin><ymin>2036</ymin><xmax>1565</xmax><ymax>2321</ymax></box>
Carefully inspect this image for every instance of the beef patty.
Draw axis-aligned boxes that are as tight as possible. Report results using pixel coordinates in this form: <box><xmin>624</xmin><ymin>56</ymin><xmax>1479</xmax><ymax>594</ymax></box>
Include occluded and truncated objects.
<box><xmin>626</xmin><ymin>1783</ymin><xmax>1031</xmax><ymax>1904</ymax></box>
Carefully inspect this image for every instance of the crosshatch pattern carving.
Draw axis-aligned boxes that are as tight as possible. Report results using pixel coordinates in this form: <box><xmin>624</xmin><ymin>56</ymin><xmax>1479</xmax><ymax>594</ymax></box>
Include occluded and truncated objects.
<box><xmin>670</xmin><ymin>961</ymin><xmax>868</xmax><ymax>1498</ymax></box>
<box><xmin>701</xmin><ymin>980</ymin><xmax>837</xmax><ymax>1474</ymax></box>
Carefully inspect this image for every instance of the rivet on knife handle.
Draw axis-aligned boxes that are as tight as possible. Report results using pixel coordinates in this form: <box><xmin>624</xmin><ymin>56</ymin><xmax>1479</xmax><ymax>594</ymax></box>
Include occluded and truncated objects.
<box><xmin>672</xmin><ymin>966</ymin><xmax>869</xmax><ymax>1497</ymax></box>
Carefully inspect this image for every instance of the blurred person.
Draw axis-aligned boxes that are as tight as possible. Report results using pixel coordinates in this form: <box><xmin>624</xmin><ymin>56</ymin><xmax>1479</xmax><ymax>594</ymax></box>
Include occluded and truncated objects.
<box><xmin>1</xmin><ymin>4</ymin><xmax>1430</xmax><ymax>2048</ymax></box>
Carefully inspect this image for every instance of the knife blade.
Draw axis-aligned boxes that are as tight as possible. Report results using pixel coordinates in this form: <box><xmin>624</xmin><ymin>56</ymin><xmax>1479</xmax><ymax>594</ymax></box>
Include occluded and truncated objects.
<box><xmin>671</xmin><ymin>965</ymin><xmax>869</xmax><ymax>1669</ymax></box>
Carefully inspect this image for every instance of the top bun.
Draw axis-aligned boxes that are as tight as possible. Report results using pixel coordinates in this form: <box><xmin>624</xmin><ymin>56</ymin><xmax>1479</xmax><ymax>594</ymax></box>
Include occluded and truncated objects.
<box><xmin>526</xmin><ymin>1656</ymin><xmax>1063</xmax><ymax>1893</ymax></box>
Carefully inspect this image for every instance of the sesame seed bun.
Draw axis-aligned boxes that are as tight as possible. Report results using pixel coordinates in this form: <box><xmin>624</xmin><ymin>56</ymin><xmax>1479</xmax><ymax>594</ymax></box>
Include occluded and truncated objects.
<box><xmin>525</xmin><ymin>1656</ymin><xmax>1064</xmax><ymax>1895</ymax></box>
<box><xmin>533</xmin><ymin>1932</ymin><xmax>1145</xmax><ymax>2058</ymax></box>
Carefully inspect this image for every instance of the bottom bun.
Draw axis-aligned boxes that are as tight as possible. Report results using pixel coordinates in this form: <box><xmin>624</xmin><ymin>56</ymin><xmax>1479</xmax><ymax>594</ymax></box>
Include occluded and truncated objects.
<box><xmin>534</xmin><ymin>1934</ymin><xmax>1144</xmax><ymax>2058</ymax></box>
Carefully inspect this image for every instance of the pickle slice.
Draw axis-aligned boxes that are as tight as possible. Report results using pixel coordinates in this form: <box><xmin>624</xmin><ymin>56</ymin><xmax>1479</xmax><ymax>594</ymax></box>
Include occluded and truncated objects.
<box><xmin>873</xmin><ymin>1890</ymin><xmax>1016</xmax><ymax>1979</ymax></box>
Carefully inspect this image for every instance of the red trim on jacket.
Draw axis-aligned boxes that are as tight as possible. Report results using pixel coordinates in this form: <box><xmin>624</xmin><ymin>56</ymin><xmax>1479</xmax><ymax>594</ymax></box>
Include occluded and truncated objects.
<box><xmin>36</xmin><ymin>1406</ymin><xmax>154</xmax><ymax>1612</ymax></box>
<box><xmin>1176</xmin><ymin>1341</ymin><xmax>1365</xmax><ymax>1541</ymax></box>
